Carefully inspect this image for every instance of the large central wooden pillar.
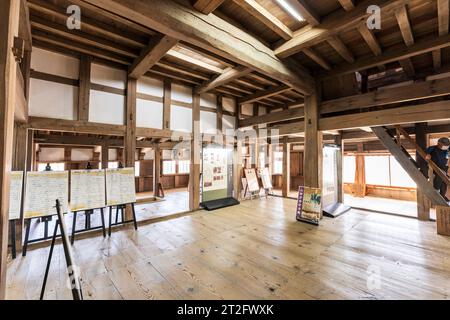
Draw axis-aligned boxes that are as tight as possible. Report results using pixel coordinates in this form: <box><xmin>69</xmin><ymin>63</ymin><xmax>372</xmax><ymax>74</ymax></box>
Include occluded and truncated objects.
<box><xmin>189</xmin><ymin>93</ymin><xmax>201</xmax><ymax>211</ymax></box>
<box><xmin>415</xmin><ymin>122</ymin><xmax>431</xmax><ymax>220</ymax></box>
<box><xmin>304</xmin><ymin>85</ymin><xmax>323</xmax><ymax>189</ymax></box>
<box><xmin>125</xmin><ymin>78</ymin><xmax>137</xmax><ymax>219</ymax></box>
<box><xmin>282</xmin><ymin>137</ymin><xmax>290</xmax><ymax>197</ymax></box>
<box><xmin>0</xmin><ymin>0</ymin><xmax>20</xmax><ymax>300</ymax></box>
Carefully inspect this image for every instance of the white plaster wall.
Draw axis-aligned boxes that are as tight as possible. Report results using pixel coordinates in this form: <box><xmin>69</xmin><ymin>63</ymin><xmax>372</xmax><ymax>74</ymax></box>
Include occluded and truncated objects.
<box><xmin>200</xmin><ymin>93</ymin><xmax>216</xmax><ymax>109</ymax></box>
<box><xmin>170</xmin><ymin>105</ymin><xmax>192</xmax><ymax>132</ymax></box>
<box><xmin>143</xmin><ymin>149</ymin><xmax>155</xmax><ymax>160</ymax></box>
<box><xmin>136</xmin><ymin>99</ymin><xmax>163</xmax><ymax>129</ymax></box>
<box><xmin>172</xmin><ymin>84</ymin><xmax>192</xmax><ymax>103</ymax></box>
<box><xmin>91</xmin><ymin>63</ymin><xmax>126</xmax><ymax>89</ymax></box>
<box><xmin>109</xmin><ymin>149</ymin><xmax>118</xmax><ymax>161</ymax></box>
<box><xmin>39</xmin><ymin>148</ymin><xmax>65</xmax><ymax>162</ymax></box>
<box><xmin>72</xmin><ymin>149</ymin><xmax>94</xmax><ymax>161</ymax></box>
<box><xmin>222</xmin><ymin>96</ymin><xmax>236</xmax><ymax>113</ymax></box>
<box><xmin>31</xmin><ymin>47</ymin><xmax>79</xmax><ymax>79</ymax></box>
<box><xmin>200</xmin><ymin>111</ymin><xmax>217</xmax><ymax>134</ymax></box>
<box><xmin>29</xmin><ymin>79</ymin><xmax>77</xmax><ymax>120</ymax></box>
<box><xmin>89</xmin><ymin>90</ymin><xmax>125</xmax><ymax>125</ymax></box>
<box><xmin>223</xmin><ymin>115</ymin><xmax>236</xmax><ymax>133</ymax></box>
<box><xmin>137</xmin><ymin>77</ymin><xmax>164</xmax><ymax>97</ymax></box>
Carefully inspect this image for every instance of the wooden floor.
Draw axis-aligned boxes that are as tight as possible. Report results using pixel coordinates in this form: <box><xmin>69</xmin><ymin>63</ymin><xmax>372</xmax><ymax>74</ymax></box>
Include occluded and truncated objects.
<box><xmin>6</xmin><ymin>197</ymin><xmax>450</xmax><ymax>300</ymax></box>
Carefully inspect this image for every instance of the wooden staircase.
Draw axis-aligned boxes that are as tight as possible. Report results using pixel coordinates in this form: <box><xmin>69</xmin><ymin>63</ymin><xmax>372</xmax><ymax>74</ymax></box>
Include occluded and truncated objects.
<box><xmin>371</xmin><ymin>126</ymin><xmax>449</xmax><ymax>207</ymax></box>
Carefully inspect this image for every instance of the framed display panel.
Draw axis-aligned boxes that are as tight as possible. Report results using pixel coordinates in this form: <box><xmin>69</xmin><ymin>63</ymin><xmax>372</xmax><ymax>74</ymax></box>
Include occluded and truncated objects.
<box><xmin>296</xmin><ymin>186</ymin><xmax>322</xmax><ymax>225</ymax></box>
<box><xmin>260</xmin><ymin>167</ymin><xmax>273</xmax><ymax>190</ymax></box>
<box><xmin>70</xmin><ymin>170</ymin><xmax>106</xmax><ymax>211</ymax></box>
<box><xmin>24</xmin><ymin>171</ymin><xmax>69</xmax><ymax>218</ymax></box>
<box><xmin>244</xmin><ymin>168</ymin><xmax>260</xmax><ymax>193</ymax></box>
<box><xmin>322</xmin><ymin>145</ymin><xmax>339</xmax><ymax>208</ymax></box>
<box><xmin>105</xmin><ymin>167</ymin><xmax>136</xmax><ymax>206</ymax></box>
<box><xmin>9</xmin><ymin>171</ymin><xmax>24</xmax><ymax>220</ymax></box>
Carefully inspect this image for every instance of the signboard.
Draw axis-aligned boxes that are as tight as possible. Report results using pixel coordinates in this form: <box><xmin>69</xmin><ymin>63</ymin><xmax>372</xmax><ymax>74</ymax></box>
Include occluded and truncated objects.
<box><xmin>24</xmin><ymin>171</ymin><xmax>69</xmax><ymax>218</ymax></box>
<box><xmin>296</xmin><ymin>186</ymin><xmax>322</xmax><ymax>225</ymax></box>
<box><xmin>244</xmin><ymin>169</ymin><xmax>260</xmax><ymax>192</ymax></box>
<box><xmin>322</xmin><ymin>146</ymin><xmax>339</xmax><ymax>207</ymax></box>
<box><xmin>260</xmin><ymin>167</ymin><xmax>273</xmax><ymax>190</ymax></box>
<box><xmin>70</xmin><ymin>170</ymin><xmax>106</xmax><ymax>211</ymax></box>
<box><xmin>9</xmin><ymin>171</ymin><xmax>24</xmax><ymax>220</ymax></box>
<box><xmin>202</xmin><ymin>145</ymin><xmax>229</xmax><ymax>202</ymax></box>
<box><xmin>105</xmin><ymin>167</ymin><xmax>136</xmax><ymax>206</ymax></box>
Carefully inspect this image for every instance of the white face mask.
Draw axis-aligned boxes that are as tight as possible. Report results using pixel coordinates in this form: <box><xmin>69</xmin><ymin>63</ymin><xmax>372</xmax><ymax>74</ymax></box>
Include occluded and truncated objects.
<box><xmin>441</xmin><ymin>146</ymin><xmax>449</xmax><ymax>151</ymax></box>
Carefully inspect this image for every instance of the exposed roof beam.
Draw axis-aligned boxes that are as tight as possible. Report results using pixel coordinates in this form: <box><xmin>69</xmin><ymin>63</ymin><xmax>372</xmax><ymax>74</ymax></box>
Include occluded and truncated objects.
<box><xmin>399</xmin><ymin>58</ymin><xmax>415</xmax><ymax>77</ymax></box>
<box><xmin>326</xmin><ymin>35</ymin><xmax>354</xmax><ymax>63</ymax></box>
<box><xmin>337</xmin><ymin>0</ymin><xmax>355</xmax><ymax>11</ymax></box>
<box><xmin>357</xmin><ymin>24</ymin><xmax>382</xmax><ymax>56</ymax></box>
<box><xmin>166</xmin><ymin>49</ymin><xmax>224</xmax><ymax>73</ymax></box>
<box><xmin>274</xmin><ymin>0</ymin><xmax>406</xmax><ymax>58</ymax></box>
<box><xmin>319</xmin><ymin>33</ymin><xmax>450</xmax><ymax>79</ymax></box>
<box><xmin>239</xmin><ymin>106</ymin><xmax>304</xmax><ymax>128</ymax></box>
<box><xmin>82</xmin><ymin>0</ymin><xmax>314</xmax><ymax>94</ymax></box>
<box><xmin>195</xmin><ymin>66</ymin><xmax>252</xmax><ymax>93</ymax></box>
<box><xmin>193</xmin><ymin>0</ymin><xmax>226</xmax><ymax>14</ymax></box>
<box><xmin>19</xmin><ymin>0</ymin><xmax>32</xmax><ymax>50</ymax></box>
<box><xmin>282</xmin><ymin>0</ymin><xmax>321</xmax><ymax>26</ymax></box>
<box><xmin>238</xmin><ymin>85</ymin><xmax>291</xmax><ymax>105</ymax></box>
<box><xmin>129</xmin><ymin>35</ymin><xmax>178</xmax><ymax>79</ymax></box>
<box><xmin>395</xmin><ymin>5</ymin><xmax>415</xmax><ymax>77</ymax></box>
<box><xmin>303</xmin><ymin>48</ymin><xmax>331</xmax><ymax>70</ymax></box>
<box><xmin>232</xmin><ymin>0</ymin><xmax>293</xmax><ymax>40</ymax></box>
<box><xmin>433</xmin><ymin>0</ymin><xmax>449</xmax><ymax>71</ymax></box>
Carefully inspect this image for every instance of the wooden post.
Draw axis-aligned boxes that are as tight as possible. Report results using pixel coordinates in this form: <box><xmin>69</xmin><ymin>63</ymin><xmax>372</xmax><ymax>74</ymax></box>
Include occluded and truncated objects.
<box><xmin>12</xmin><ymin>124</ymin><xmax>27</xmax><ymax>253</ymax></box>
<box><xmin>282</xmin><ymin>137</ymin><xmax>291</xmax><ymax>197</ymax></box>
<box><xmin>101</xmin><ymin>141</ymin><xmax>109</xmax><ymax>170</ymax></box>
<box><xmin>354</xmin><ymin>143</ymin><xmax>366</xmax><ymax>197</ymax></box>
<box><xmin>217</xmin><ymin>94</ymin><xmax>223</xmax><ymax>133</ymax></box>
<box><xmin>233</xmin><ymin>138</ymin><xmax>243</xmax><ymax>200</ymax></box>
<box><xmin>0</xmin><ymin>0</ymin><xmax>20</xmax><ymax>299</ymax></box>
<box><xmin>163</xmin><ymin>79</ymin><xmax>171</xmax><ymax>130</ymax></box>
<box><xmin>64</xmin><ymin>147</ymin><xmax>71</xmax><ymax>170</ymax></box>
<box><xmin>304</xmin><ymin>85</ymin><xmax>323</xmax><ymax>189</ymax></box>
<box><xmin>415</xmin><ymin>122</ymin><xmax>431</xmax><ymax>220</ymax></box>
<box><xmin>78</xmin><ymin>56</ymin><xmax>91</xmax><ymax>121</ymax></box>
<box><xmin>125</xmin><ymin>78</ymin><xmax>137</xmax><ymax>219</ymax></box>
<box><xmin>26</xmin><ymin>129</ymin><xmax>34</xmax><ymax>172</ymax></box>
<box><xmin>189</xmin><ymin>93</ymin><xmax>201</xmax><ymax>211</ymax></box>
<box><xmin>153</xmin><ymin>144</ymin><xmax>161</xmax><ymax>197</ymax></box>
<box><xmin>335</xmin><ymin>133</ymin><xmax>344</xmax><ymax>203</ymax></box>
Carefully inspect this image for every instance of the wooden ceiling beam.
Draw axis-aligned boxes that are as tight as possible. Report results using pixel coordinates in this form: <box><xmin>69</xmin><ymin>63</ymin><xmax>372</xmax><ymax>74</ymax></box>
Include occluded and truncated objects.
<box><xmin>303</xmin><ymin>48</ymin><xmax>331</xmax><ymax>70</ymax></box>
<box><xmin>357</xmin><ymin>24</ymin><xmax>382</xmax><ymax>56</ymax></box>
<box><xmin>326</xmin><ymin>35</ymin><xmax>354</xmax><ymax>63</ymax></box>
<box><xmin>274</xmin><ymin>0</ymin><xmax>406</xmax><ymax>58</ymax></box>
<box><xmin>434</xmin><ymin>0</ymin><xmax>449</xmax><ymax>71</ymax></box>
<box><xmin>319</xmin><ymin>33</ymin><xmax>450</xmax><ymax>79</ymax></box>
<box><xmin>239</xmin><ymin>106</ymin><xmax>304</xmax><ymax>128</ymax></box>
<box><xmin>395</xmin><ymin>5</ymin><xmax>415</xmax><ymax>77</ymax></box>
<box><xmin>195</xmin><ymin>65</ymin><xmax>252</xmax><ymax>93</ymax></box>
<box><xmin>238</xmin><ymin>84</ymin><xmax>291</xmax><ymax>105</ymax></box>
<box><xmin>193</xmin><ymin>0</ymin><xmax>226</xmax><ymax>14</ymax></box>
<box><xmin>232</xmin><ymin>0</ymin><xmax>293</xmax><ymax>40</ymax></box>
<box><xmin>282</xmin><ymin>0</ymin><xmax>321</xmax><ymax>26</ymax></box>
<box><xmin>338</xmin><ymin>0</ymin><xmax>355</xmax><ymax>11</ymax></box>
<box><xmin>81</xmin><ymin>0</ymin><xmax>314</xmax><ymax>94</ymax></box>
<box><xmin>19</xmin><ymin>0</ymin><xmax>32</xmax><ymax>50</ymax></box>
<box><xmin>166</xmin><ymin>49</ymin><xmax>225</xmax><ymax>74</ymax></box>
<box><xmin>129</xmin><ymin>35</ymin><xmax>178</xmax><ymax>79</ymax></box>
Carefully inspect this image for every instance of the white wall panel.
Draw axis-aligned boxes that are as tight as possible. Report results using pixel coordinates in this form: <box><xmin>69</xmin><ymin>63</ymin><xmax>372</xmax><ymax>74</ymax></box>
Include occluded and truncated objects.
<box><xmin>172</xmin><ymin>84</ymin><xmax>192</xmax><ymax>103</ymax></box>
<box><xmin>200</xmin><ymin>93</ymin><xmax>216</xmax><ymax>109</ymax></box>
<box><xmin>108</xmin><ymin>149</ymin><xmax>118</xmax><ymax>161</ymax></box>
<box><xmin>171</xmin><ymin>105</ymin><xmax>192</xmax><ymax>132</ymax></box>
<box><xmin>39</xmin><ymin>148</ymin><xmax>65</xmax><ymax>162</ymax></box>
<box><xmin>72</xmin><ymin>149</ymin><xmax>94</xmax><ymax>161</ymax></box>
<box><xmin>137</xmin><ymin>77</ymin><xmax>164</xmax><ymax>97</ymax></box>
<box><xmin>91</xmin><ymin>64</ymin><xmax>126</xmax><ymax>89</ymax></box>
<box><xmin>223</xmin><ymin>115</ymin><xmax>236</xmax><ymax>133</ymax></box>
<box><xmin>89</xmin><ymin>90</ymin><xmax>125</xmax><ymax>125</ymax></box>
<box><xmin>242</xmin><ymin>104</ymin><xmax>253</xmax><ymax>116</ymax></box>
<box><xmin>31</xmin><ymin>47</ymin><xmax>79</xmax><ymax>80</ymax></box>
<box><xmin>29</xmin><ymin>79</ymin><xmax>77</xmax><ymax>120</ymax></box>
<box><xmin>200</xmin><ymin>111</ymin><xmax>217</xmax><ymax>134</ymax></box>
<box><xmin>136</xmin><ymin>99</ymin><xmax>163</xmax><ymax>129</ymax></box>
<box><xmin>223</xmin><ymin>97</ymin><xmax>236</xmax><ymax>113</ymax></box>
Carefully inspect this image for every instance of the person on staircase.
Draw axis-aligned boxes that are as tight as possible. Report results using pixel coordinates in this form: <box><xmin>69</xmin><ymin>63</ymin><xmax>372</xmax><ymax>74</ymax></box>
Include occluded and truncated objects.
<box><xmin>425</xmin><ymin>137</ymin><xmax>450</xmax><ymax>201</ymax></box>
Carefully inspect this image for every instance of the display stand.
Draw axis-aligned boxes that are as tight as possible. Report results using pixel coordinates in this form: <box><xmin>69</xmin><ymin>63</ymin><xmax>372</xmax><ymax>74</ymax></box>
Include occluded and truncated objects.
<box><xmin>40</xmin><ymin>200</ymin><xmax>83</xmax><ymax>300</ymax></box>
<box><xmin>155</xmin><ymin>182</ymin><xmax>165</xmax><ymax>198</ymax></box>
<box><xmin>108</xmin><ymin>203</ymin><xmax>138</xmax><ymax>236</ymax></box>
<box><xmin>23</xmin><ymin>216</ymin><xmax>54</xmax><ymax>257</ymax></box>
<box><xmin>71</xmin><ymin>207</ymin><xmax>106</xmax><ymax>245</ymax></box>
<box><xmin>9</xmin><ymin>220</ymin><xmax>16</xmax><ymax>259</ymax></box>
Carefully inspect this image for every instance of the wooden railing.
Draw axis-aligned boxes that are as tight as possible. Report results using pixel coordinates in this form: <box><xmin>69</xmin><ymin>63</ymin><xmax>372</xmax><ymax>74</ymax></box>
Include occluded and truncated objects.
<box><xmin>395</xmin><ymin>125</ymin><xmax>450</xmax><ymax>188</ymax></box>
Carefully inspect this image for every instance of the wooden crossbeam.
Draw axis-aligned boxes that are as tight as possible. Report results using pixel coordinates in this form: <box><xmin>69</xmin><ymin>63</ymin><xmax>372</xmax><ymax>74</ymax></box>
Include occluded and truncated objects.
<box><xmin>434</xmin><ymin>0</ymin><xmax>450</xmax><ymax>71</ymax></box>
<box><xmin>357</xmin><ymin>24</ymin><xmax>382</xmax><ymax>56</ymax></box>
<box><xmin>395</xmin><ymin>5</ymin><xmax>415</xmax><ymax>77</ymax></box>
<box><xmin>281</xmin><ymin>0</ymin><xmax>320</xmax><ymax>26</ymax></box>
<box><xmin>303</xmin><ymin>48</ymin><xmax>331</xmax><ymax>70</ymax></box>
<box><xmin>239</xmin><ymin>106</ymin><xmax>304</xmax><ymax>128</ymax></box>
<box><xmin>274</xmin><ymin>0</ymin><xmax>404</xmax><ymax>58</ymax></box>
<box><xmin>82</xmin><ymin>0</ymin><xmax>314</xmax><ymax>94</ymax></box>
<box><xmin>193</xmin><ymin>0</ymin><xmax>226</xmax><ymax>14</ymax></box>
<box><xmin>326</xmin><ymin>35</ymin><xmax>354</xmax><ymax>63</ymax></box>
<box><xmin>195</xmin><ymin>66</ymin><xmax>252</xmax><ymax>94</ymax></box>
<box><xmin>129</xmin><ymin>35</ymin><xmax>178</xmax><ymax>79</ymax></box>
<box><xmin>238</xmin><ymin>85</ymin><xmax>291</xmax><ymax>105</ymax></box>
<box><xmin>338</xmin><ymin>0</ymin><xmax>355</xmax><ymax>11</ymax></box>
<box><xmin>232</xmin><ymin>0</ymin><xmax>293</xmax><ymax>40</ymax></box>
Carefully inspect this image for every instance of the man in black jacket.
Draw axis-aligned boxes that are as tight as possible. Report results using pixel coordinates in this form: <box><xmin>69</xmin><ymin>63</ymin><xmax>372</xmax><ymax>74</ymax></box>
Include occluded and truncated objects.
<box><xmin>425</xmin><ymin>137</ymin><xmax>450</xmax><ymax>200</ymax></box>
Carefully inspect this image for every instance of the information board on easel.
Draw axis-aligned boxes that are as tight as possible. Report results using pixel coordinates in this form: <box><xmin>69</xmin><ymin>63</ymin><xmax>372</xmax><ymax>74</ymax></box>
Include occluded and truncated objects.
<box><xmin>9</xmin><ymin>171</ymin><xmax>24</xmax><ymax>220</ymax></box>
<box><xmin>296</xmin><ymin>186</ymin><xmax>322</xmax><ymax>226</ymax></box>
<box><xmin>70</xmin><ymin>169</ymin><xmax>106</xmax><ymax>211</ymax></box>
<box><xmin>260</xmin><ymin>167</ymin><xmax>273</xmax><ymax>195</ymax></box>
<box><xmin>24</xmin><ymin>171</ymin><xmax>69</xmax><ymax>218</ymax></box>
<box><xmin>105</xmin><ymin>167</ymin><xmax>136</xmax><ymax>206</ymax></box>
<box><xmin>244</xmin><ymin>168</ymin><xmax>260</xmax><ymax>195</ymax></box>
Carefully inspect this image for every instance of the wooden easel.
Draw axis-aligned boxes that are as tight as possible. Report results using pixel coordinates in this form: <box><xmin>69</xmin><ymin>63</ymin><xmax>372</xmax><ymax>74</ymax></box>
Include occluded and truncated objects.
<box><xmin>40</xmin><ymin>200</ymin><xmax>83</xmax><ymax>300</ymax></box>
<box><xmin>155</xmin><ymin>182</ymin><xmax>165</xmax><ymax>198</ymax></box>
<box><xmin>107</xmin><ymin>203</ymin><xmax>138</xmax><ymax>236</ymax></box>
<box><xmin>9</xmin><ymin>220</ymin><xmax>17</xmax><ymax>259</ymax></box>
<box><xmin>71</xmin><ymin>207</ymin><xmax>107</xmax><ymax>244</ymax></box>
